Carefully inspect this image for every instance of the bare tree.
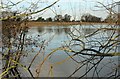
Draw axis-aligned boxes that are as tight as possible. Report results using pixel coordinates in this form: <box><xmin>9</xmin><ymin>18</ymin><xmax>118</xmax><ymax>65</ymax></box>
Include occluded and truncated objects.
<box><xmin>0</xmin><ymin>0</ymin><xmax>59</xmax><ymax>78</ymax></box>
<box><xmin>0</xmin><ymin>0</ymin><xmax>120</xmax><ymax>79</ymax></box>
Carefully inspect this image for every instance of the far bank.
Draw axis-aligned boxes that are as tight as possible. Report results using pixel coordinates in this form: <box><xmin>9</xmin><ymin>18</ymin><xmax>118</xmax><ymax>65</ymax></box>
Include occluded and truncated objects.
<box><xmin>25</xmin><ymin>21</ymin><xmax>110</xmax><ymax>27</ymax></box>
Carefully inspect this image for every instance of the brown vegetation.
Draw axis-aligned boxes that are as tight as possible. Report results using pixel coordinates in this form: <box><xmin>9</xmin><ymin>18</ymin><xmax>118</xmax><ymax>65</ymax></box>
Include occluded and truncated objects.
<box><xmin>26</xmin><ymin>21</ymin><xmax>109</xmax><ymax>27</ymax></box>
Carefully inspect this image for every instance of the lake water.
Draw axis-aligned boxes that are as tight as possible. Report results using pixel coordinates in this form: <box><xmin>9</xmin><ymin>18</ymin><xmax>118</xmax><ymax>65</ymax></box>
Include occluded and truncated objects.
<box><xmin>19</xmin><ymin>25</ymin><xmax>119</xmax><ymax>77</ymax></box>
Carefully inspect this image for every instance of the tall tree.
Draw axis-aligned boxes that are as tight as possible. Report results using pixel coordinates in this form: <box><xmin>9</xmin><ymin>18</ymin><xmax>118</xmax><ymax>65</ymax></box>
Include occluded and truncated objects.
<box><xmin>54</xmin><ymin>15</ymin><xmax>63</xmax><ymax>22</ymax></box>
<box><xmin>46</xmin><ymin>17</ymin><xmax>53</xmax><ymax>22</ymax></box>
<box><xmin>36</xmin><ymin>17</ymin><xmax>45</xmax><ymax>22</ymax></box>
<box><xmin>81</xmin><ymin>13</ymin><xmax>101</xmax><ymax>22</ymax></box>
<box><xmin>63</xmin><ymin>14</ymin><xmax>71</xmax><ymax>22</ymax></box>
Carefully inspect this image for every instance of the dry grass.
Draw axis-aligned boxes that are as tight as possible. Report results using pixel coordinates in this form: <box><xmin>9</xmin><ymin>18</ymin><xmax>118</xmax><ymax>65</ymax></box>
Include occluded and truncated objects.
<box><xmin>25</xmin><ymin>21</ymin><xmax>109</xmax><ymax>27</ymax></box>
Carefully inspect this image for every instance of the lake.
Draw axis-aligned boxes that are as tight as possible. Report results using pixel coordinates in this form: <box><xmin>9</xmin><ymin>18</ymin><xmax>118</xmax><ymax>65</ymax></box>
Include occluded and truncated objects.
<box><xmin>18</xmin><ymin>24</ymin><xmax>119</xmax><ymax>77</ymax></box>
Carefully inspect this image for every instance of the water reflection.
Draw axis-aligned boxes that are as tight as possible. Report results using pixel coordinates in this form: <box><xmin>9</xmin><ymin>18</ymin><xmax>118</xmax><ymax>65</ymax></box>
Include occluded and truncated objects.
<box><xmin>83</xmin><ymin>28</ymin><xmax>96</xmax><ymax>35</ymax></box>
<box><xmin>37</xmin><ymin>27</ymin><xmax>45</xmax><ymax>33</ymax></box>
<box><xmin>37</xmin><ymin>26</ymin><xmax>71</xmax><ymax>35</ymax></box>
<box><xmin>33</xmin><ymin>25</ymin><xmax>119</xmax><ymax>52</ymax></box>
<box><xmin>22</xmin><ymin>25</ymin><xmax>119</xmax><ymax>77</ymax></box>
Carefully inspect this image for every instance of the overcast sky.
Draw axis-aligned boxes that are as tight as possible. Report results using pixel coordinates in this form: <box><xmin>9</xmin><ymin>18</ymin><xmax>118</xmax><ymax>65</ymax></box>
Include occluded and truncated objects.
<box><xmin>2</xmin><ymin>0</ymin><xmax>120</xmax><ymax>20</ymax></box>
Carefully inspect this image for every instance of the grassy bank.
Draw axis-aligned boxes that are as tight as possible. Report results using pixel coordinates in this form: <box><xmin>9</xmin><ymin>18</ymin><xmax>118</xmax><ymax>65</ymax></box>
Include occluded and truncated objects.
<box><xmin>26</xmin><ymin>21</ymin><xmax>109</xmax><ymax>27</ymax></box>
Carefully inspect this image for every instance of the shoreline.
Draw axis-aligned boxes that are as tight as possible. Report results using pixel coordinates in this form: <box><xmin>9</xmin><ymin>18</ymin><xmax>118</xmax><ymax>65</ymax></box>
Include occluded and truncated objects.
<box><xmin>25</xmin><ymin>21</ymin><xmax>111</xmax><ymax>27</ymax></box>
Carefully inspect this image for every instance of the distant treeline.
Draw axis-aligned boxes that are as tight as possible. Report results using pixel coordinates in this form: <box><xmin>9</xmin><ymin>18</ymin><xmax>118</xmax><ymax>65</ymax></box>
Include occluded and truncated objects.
<box><xmin>1</xmin><ymin>11</ymin><xmax>119</xmax><ymax>23</ymax></box>
<box><xmin>34</xmin><ymin>13</ymin><xmax>102</xmax><ymax>22</ymax></box>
